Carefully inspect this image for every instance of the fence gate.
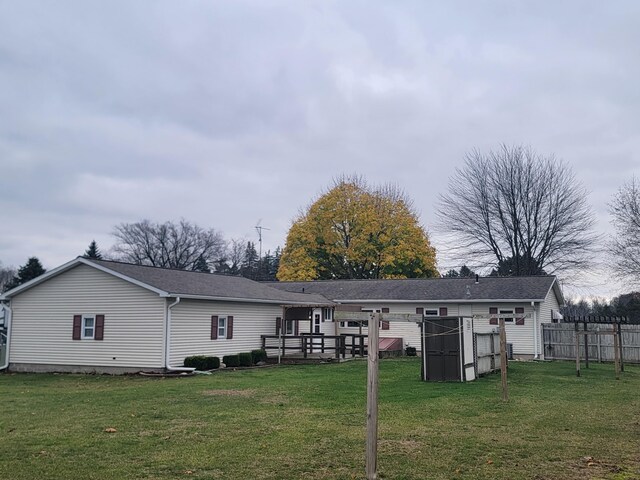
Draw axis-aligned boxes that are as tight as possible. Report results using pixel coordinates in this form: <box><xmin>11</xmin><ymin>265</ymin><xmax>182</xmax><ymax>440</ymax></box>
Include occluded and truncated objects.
<box><xmin>421</xmin><ymin>318</ymin><xmax>461</xmax><ymax>381</ymax></box>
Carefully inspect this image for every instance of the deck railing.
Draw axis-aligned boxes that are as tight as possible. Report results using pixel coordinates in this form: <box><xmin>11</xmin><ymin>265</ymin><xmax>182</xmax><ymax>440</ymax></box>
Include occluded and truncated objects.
<box><xmin>260</xmin><ymin>333</ymin><xmax>368</xmax><ymax>359</ymax></box>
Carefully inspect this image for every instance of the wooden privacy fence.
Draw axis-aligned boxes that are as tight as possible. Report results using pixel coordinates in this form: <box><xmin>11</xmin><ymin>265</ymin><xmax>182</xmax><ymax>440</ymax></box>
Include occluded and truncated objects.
<box><xmin>543</xmin><ymin>323</ymin><xmax>640</xmax><ymax>364</ymax></box>
<box><xmin>474</xmin><ymin>332</ymin><xmax>501</xmax><ymax>376</ymax></box>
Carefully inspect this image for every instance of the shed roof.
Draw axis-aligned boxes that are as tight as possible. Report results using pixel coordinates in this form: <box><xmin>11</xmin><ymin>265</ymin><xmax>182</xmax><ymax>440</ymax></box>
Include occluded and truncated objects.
<box><xmin>266</xmin><ymin>275</ymin><xmax>562</xmax><ymax>303</ymax></box>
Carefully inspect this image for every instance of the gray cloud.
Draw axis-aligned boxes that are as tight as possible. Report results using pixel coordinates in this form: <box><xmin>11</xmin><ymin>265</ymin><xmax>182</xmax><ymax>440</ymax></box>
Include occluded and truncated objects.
<box><xmin>0</xmin><ymin>0</ymin><xmax>638</xmax><ymax>298</ymax></box>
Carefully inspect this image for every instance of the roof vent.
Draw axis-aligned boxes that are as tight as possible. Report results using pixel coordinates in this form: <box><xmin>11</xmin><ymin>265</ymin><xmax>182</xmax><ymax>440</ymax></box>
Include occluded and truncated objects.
<box><xmin>465</xmin><ymin>285</ymin><xmax>471</xmax><ymax>297</ymax></box>
<box><xmin>475</xmin><ymin>274</ymin><xmax>479</xmax><ymax>284</ymax></box>
<box><xmin>302</xmin><ymin>287</ymin><xmax>305</xmax><ymax>293</ymax></box>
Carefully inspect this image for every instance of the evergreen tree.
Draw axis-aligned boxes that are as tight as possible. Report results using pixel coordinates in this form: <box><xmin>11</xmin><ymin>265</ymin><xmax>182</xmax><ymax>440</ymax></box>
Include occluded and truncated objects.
<box><xmin>459</xmin><ymin>265</ymin><xmax>476</xmax><ymax>277</ymax></box>
<box><xmin>4</xmin><ymin>257</ymin><xmax>46</xmax><ymax>291</ymax></box>
<box><xmin>193</xmin><ymin>256</ymin><xmax>210</xmax><ymax>273</ymax></box>
<box><xmin>240</xmin><ymin>241</ymin><xmax>259</xmax><ymax>280</ymax></box>
<box><xmin>269</xmin><ymin>247</ymin><xmax>281</xmax><ymax>281</ymax></box>
<box><xmin>84</xmin><ymin>240</ymin><xmax>103</xmax><ymax>259</ymax></box>
<box><xmin>443</xmin><ymin>269</ymin><xmax>459</xmax><ymax>278</ymax></box>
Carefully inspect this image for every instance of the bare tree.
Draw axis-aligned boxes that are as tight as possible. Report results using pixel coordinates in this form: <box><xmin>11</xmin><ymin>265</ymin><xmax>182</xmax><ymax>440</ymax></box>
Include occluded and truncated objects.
<box><xmin>437</xmin><ymin>145</ymin><xmax>598</xmax><ymax>276</ymax></box>
<box><xmin>112</xmin><ymin>219</ymin><xmax>226</xmax><ymax>271</ymax></box>
<box><xmin>0</xmin><ymin>263</ymin><xmax>17</xmax><ymax>293</ymax></box>
<box><xmin>608</xmin><ymin>177</ymin><xmax>640</xmax><ymax>285</ymax></box>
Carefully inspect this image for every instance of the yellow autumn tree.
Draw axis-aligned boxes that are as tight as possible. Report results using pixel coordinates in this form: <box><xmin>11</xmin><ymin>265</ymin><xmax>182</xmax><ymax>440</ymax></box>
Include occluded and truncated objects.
<box><xmin>277</xmin><ymin>176</ymin><xmax>438</xmax><ymax>280</ymax></box>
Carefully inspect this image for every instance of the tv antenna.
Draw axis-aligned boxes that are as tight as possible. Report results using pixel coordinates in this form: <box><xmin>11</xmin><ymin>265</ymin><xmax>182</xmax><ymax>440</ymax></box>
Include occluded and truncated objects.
<box><xmin>255</xmin><ymin>220</ymin><xmax>270</xmax><ymax>259</ymax></box>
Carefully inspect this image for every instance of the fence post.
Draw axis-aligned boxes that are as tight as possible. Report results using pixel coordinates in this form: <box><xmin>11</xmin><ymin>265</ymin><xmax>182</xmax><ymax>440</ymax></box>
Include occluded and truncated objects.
<box><xmin>613</xmin><ymin>324</ymin><xmax>620</xmax><ymax>380</ymax></box>
<box><xmin>575</xmin><ymin>322</ymin><xmax>580</xmax><ymax>377</ymax></box>
<box><xmin>596</xmin><ymin>326</ymin><xmax>601</xmax><ymax>363</ymax></box>
<box><xmin>618</xmin><ymin>322</ymin><xmax>625</xmax><ymax>372</ymax></box>
<box><xmin>499</xmin><ymin>318</ymin><xmax>508</xmax><ymax>402</ymax></box>
<box><xmin>583</xmin><ymin>321</ymin><xmax>589</xmax><ymax>368</ymax></box>
<box><xmin>366</xmin><ymin>312</ymin><xmax>380</xmax><ymax>480</ymax></box>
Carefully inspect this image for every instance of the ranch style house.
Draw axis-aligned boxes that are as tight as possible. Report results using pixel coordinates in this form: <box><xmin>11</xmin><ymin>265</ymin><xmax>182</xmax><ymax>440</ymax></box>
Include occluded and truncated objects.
<box><xmin>0</xmin><ymin>257</ymin><xmax>563</xmax><ymax>373</ymax></box>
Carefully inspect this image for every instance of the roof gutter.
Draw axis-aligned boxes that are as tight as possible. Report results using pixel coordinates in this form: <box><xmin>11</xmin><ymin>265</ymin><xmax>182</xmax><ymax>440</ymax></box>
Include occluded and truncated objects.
<box><xmin>0</xmin><ymin>302</ymin><xmax>12</xmax><ymax>371</ymax></box>
<box><xmin>331</xmin><ymin>298</ymin><xmax>547</xmax><ymax>304</ymax></box>
<box><xmin>169</xmin><ymin>293</ymin><xmax>332</xmax><ymax>306</ymax></box>
<box><xmin>164</xmin><ymin>297</ymin><xmax>195</xmax><ymax>373</ymax></box>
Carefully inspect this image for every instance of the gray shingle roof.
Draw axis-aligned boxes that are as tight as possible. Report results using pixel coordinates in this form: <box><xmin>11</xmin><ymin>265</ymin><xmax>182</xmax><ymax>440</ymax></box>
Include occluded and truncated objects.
<box><xmin>266</xmin><ymin>276</ymin><xmax>559</xmax><ymax>302</ymax></box>
<box><xmin>90</xmin><ymin>259</ymin><xmax>332</xmax><ymax>305</ymax></box>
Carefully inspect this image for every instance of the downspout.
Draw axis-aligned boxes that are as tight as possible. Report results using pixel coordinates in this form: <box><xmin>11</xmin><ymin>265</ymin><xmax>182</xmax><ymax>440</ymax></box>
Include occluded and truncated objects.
<box><xmin>164</xmin><ymin>297</ymin><xmax>195</xmax><ymax>373</ymax></box>
<box><xmin>532</xmin><ymin>301</ymin><xmax>539</xmax><ymax>359</ymax></box>
<box><xmin>0</xmin><ymin>303</ymin><xmax>12</xmax><ymax>371</ymax></box>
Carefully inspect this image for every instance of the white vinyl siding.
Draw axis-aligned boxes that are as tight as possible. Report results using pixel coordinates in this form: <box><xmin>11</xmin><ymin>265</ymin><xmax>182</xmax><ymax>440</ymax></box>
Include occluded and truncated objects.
<box><xmin>10</xmin><ymin>264</ymin><xmax>165</xmax><ymax>368</ymax></box>
<box><xmin>472</xmin><ymin>303</ymin><xmax>535</xmax><ymax>356</ymax></box>
<box><xmin>169</xmin><ymin>299</ymin><xmax>282</xmax><ymax>365</ymax></box>
<box><xmin>539</xmin><ymin>288</ymin><xmax>561</xmax><ymax>324</ymax></box>
<box><xmin>336</xmin><ymin>303</ymin><xmax>462</xmax><ymax>352</ymax></box>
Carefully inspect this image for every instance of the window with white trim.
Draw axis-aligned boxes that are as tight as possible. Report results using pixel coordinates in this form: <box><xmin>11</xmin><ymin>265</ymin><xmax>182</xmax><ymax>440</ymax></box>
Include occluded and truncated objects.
<box><xmin>323</xmin><ymin>307</ymin><xmax>333</xmax><ymax>321</ymax></box>
<box><xmin>424</xmin><ymin>309</ymin><xmax>439</xmax><ymax>316</ymax></box>
<box><xmin>218</xmin><ymin>316</ymin><xmax>227</xmax><ymax>338</ymax></box>
<box><xmin>82</xmin><ymin>315</ymin><xmax>95</xmax><ymax>339</ymax></box>
<box><xmin>500</xmin><ymin>309</ymin><xmax>514</xmax><ymax>323</ymax></box>
<box><xmin>285</xmin><ymin>319</ymin><xmax>294</xmax><ymax>335</ymax></box>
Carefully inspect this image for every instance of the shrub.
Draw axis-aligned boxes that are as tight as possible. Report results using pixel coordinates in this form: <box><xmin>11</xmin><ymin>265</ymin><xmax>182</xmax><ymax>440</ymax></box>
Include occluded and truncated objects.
<box><xmin>184</xmin><ymin>355</ymin><xmax>220</xmax><ymax>370</ymax></box>
<box><xmin>223</xmin><ymin>354</ymin><xmax>240</xmax><ymax>367</ymax></box>
<box><xmin>405</xmin><ymin>346</ymin><xmax>417</xmax><ymax>357</ymax></box>
<box><xmin>251</xmin><ymin>348</ymin><xmax>267</xmax><ymax>364</ymax></box>
<box><xmin>238</xmin><ymin>352</ymin><xmax>253</xmax><ymax>367</ymax></box>
<box><xmin>207</xmin><ymin>356</ymin><xmax>221</xmax><ymax>370</ymax></box>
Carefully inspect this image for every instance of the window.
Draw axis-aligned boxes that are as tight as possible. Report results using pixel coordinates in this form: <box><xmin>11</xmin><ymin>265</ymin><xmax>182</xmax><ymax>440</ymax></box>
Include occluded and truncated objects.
<box><xmin>424</xmin><ymin>309</ymin><xmax>438</xmax><ymax>316</ymax></box>
<box><xmin>286</xmin><ymin>319</ymin><xmax>294</xmax><ymax>335</ymax></box>
<box><xmin>323</xmin><ymin>307</ymin><xmax>332</xmax><ymax>321</ymax></box>
<box><xmin>499</xmin><ymin>309</ymin><xmax>514</xmax><ymax>322</ymax></box>
<box><xmin>218</xmin><ymin>316</ymin><xmax>227</xmax><ymax>338</ymax></box>
<box><xmin>82</xmin><ymin>315</ymin><xmax>95</xmax><ymax>339</ymax></box>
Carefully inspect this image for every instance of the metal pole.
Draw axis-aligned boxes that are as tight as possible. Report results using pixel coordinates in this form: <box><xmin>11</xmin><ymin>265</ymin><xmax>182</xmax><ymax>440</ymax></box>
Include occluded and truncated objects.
<box><xmin>366</xmin><ymin>312</ymin><xmax>380</xmax><ymax>480</ymax></box>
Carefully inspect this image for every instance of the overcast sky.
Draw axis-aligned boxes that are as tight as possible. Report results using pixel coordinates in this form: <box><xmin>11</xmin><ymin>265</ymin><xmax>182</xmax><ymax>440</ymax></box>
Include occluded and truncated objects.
<box><xmin>0</xmin><ymin>1</ymin><xmax>638</xmax><ymax>297</ymax></box>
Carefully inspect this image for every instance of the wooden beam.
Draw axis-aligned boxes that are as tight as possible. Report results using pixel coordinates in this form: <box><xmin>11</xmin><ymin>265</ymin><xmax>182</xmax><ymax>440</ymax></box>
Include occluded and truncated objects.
<box><xmin>366</xmin><ymin>312</ymin><xmax>379</xmax><ymax>480</ymax></box>
<box><xmin>583</xmin><ymin>322</ymin><xmax>589</xmax><ymax>369</ymax></box>
<box><xmin>575</xmin><ymin>322</ymin><xmax>580</xmax><ymax>378</ymax></box>
<box><xmin>499</xmin><ymin>318</ymin><xmax>508</xmax><ymax>402</ymax></box>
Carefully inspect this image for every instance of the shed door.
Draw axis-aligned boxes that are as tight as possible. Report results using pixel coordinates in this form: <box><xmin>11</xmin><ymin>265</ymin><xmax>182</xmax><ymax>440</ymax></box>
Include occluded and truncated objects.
<box><xmin>423</xmin><ymin>318</ymin><xmax>461</xmax><ymax>381</ymax></box>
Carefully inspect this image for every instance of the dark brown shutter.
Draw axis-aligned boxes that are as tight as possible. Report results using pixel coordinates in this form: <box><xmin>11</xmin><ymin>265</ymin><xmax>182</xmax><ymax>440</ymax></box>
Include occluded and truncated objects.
<box><xmin>515</xmin><ymin>307</ymin><xmax>525</xmax><ymax>325</ymax></box>
<box><xmin>227</xmin><ymin>316</ymin><xmax>234</xmax><ymax>339</ymax></box>
<box><xmin>439</xmin><ymin>307</ymin><xmax>448</xmax><ymax>317</ymax></box>
<box><xmin>95</xmin><ymin>315</ymin><xmax>105</xmax><ymax>340</ymax></box>
<box><xmin>416</xmin><ymin>307</ymin><xmax>424</xmax><ymax>315</ymax></box>
<box><xmin>321</xmin><ymin>308</ymin><xmax>325</xmax><ymax>322</ymax></box>
<box><xmin>294</xmin><ymin>320</ymin><xmax>299</xmax><ymax>336</ymax></box>
<box><xmin>381</xmin><ymin>320</ymin><xmax>390</xmax><ymax>330</ymax></box>
<box><xmin>211</xmin><ymin>315</ymin><xmax>218</xmax><ymax>340</ymax></box>
<box><xmin>72</xmin><ymin>315</ymin><xmax>81</xmax><ymax>340</ymax></box>
<box><xmin>381</xmin><ymin>307</ymin><xmax>389</xmax><ymax>313</ymax></box>
<box><xmin>489</xmin><ymin>307</ymin><xmax>498</xmax><ymax>325</ymax></box>
<box><xmin>276</xmin><ymin>317</ymin><xmax>282</xmax><ymax>335</ymax></box>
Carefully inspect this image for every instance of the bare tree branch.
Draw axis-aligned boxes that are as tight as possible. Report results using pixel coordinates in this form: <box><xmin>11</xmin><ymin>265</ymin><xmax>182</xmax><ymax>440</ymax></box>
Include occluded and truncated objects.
<box><xmin>608</xmin><ymin>177</ymin><xmax>640</xmax><ymax>286</ymax></box>
<box><xmin>436</xmin><ymin>145</ymin><xmax>599</xmax><ymax>276</ymax></box>
<box><xmin>112</xmin><ymin>219</ymin><xmax>226</xmax><ymax>271</ymax></box>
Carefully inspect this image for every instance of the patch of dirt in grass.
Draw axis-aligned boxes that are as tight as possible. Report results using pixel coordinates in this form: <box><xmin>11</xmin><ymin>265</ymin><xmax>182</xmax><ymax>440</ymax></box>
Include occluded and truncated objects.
<box><xmin>202</xmin><ymin>389</ymin><xmax>256</xmax><ymax>397</ymax></box>
<box><xmin>559</xmin><ymin>456</ymin><xmax>634</xmax><ymax>480</ymax></box>
<box><xmin>259</xmin><ymin>393</ymin><xmax>290</xmax><ymax>405</ymax></box>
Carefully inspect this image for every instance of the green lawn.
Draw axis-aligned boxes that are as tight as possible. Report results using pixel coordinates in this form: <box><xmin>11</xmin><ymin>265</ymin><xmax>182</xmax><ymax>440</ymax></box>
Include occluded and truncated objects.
<box><xmin>0</xmin><ymin>359</ymin><xmax>638</xmax><ymax>480</ymax></box>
